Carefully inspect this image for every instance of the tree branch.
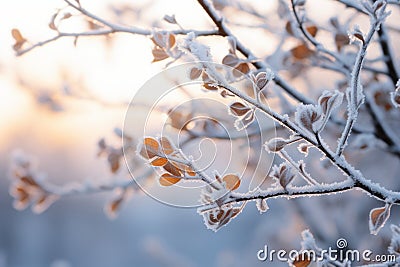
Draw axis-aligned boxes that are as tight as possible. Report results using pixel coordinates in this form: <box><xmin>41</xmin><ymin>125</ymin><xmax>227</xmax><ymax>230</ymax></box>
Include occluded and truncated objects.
<box><xmin>196</xmin><ymin>0</ymin><xmax>313</xmax><ymax>104</ymax></box>
<box><xmin>336</xmin><ymin>12</ymin><xmax>385</xmax><ymax>157</ymax></box>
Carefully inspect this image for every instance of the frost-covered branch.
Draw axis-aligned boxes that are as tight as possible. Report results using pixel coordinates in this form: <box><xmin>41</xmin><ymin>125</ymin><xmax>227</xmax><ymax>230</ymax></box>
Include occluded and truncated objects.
<box><xmin>337</xmin><ymin>0</ymin><xmax>399</xmax><ymax>86</ymax></box>
<box><xmin>14</xmin><ymin>0</ymin><xmax>219</xmax><ymax>56</ymax></box>
<box><xmin>196</xmin><ymin>0</ymin><xmax>313</xmax><ymax>104</ymax></box>
<box><xmin>336</xmin><ymin>2</ymin><xmax>390</xmax><ymax>157</ymax></box>
<box><xmin>199</xmin><ymin>179</ymin><xmax>355</xmax><ymax>212</ymax></box>
<box><xmin>16</xmin><ymin>28</ymin><xmax>218</xmax><ymax>57</ymax></box>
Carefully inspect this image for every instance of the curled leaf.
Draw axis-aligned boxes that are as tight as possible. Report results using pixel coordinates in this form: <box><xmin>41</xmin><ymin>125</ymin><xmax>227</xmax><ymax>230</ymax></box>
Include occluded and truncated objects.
<box><xmin>234</xmin><ymin>109</ymin><xmax>255</xmax><ymax>131</ymax></box>
<box><xmin>202</xmin><ymin>206</ymin><xmax>242</xmax><ymax>231</ymax></box>
<box><xmin>318</xmin><ymin>90</ymin><xmax>344</xmax><ymax>115</ymax></box>
<box><xmin>317</xmin><ymin>90</ymin><xmax>343</xmax><ymax>131</ymax></box>
<box><xmin>295</xmin><ymin>104</ymin><xmax>323</xmax><ymax>133</ymax></box>
<box><xmin>298</xmin><ymin>143</ymin><xmax>310</xmax><ymax>155</ymax></box>
<box><xmin>11</xmin><ymin>28</ymin><xmax>26</xmax><ymax>51</ymax></box>
<box><xmin>256</xmin><ymin>199</ymin><xmax>269</xmax><ymax>214</ymax></box>
<box><xmin>254</xmin><ymin>71</ymin><xmax>273</xmax><ymax>90</ymax></box>
<box><xmin>270</xmin><ymin>163</ymin><xmax>295</xmax><ymax>189</ymax></box>
<box><xmin>168</xmin><ymin>34</ymin><xmax>176</xmax><ymax>49</ymax></box>
<box><xmin>49</xmin><ymin>12</ymin><xmax>58</xmax><ymax>31</ymax></box>
<box><xmin>350</xmin><ymin>26</ymin><xmax>365</xmax><ymax>44</ymax></box>
<box><xmin>369</xmin><ymin>204</ymin><xmax>392</xmax><ymax>235</ymax></box>
<box><xmin>265</xmin><ymin>138</ymin><xmax>289</xmax><ymax>152</ymax></box>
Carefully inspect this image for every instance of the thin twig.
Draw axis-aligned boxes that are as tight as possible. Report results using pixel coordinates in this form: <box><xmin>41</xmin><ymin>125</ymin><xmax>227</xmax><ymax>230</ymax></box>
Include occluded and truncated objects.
<box><xmin>336</xmin><ymin>12</ymin><xmax>385</xmax><ymax>157</ymax></box>
<box><xmin>196</xmin><ymin>0</ymin><xmax>313</xmax><ymax>104</ymax></box>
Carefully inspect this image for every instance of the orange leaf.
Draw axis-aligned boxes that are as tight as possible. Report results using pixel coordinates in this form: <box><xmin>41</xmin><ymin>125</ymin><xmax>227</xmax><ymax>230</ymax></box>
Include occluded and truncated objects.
<box><xmin>306</xmin><ymin>25</ymin><xmax>318</xmax><ymax>37</ymax></box>
<box><xmin>168</xmin><ymin>33</ymin><xmax>176</xmax><ymax>49</ymax></box>
<box><xmin>223</xmin><ymin>174</ymin><xmax>240</xmax><ymax>190</ymax></box>
<box><xmin>292</xmin><ymin>256</ymin><xmax>311</xmax><ymax>267</ymax></box>
<box><xmin>152</xmin><ymin>47</ymin><xmax>169</xmax><ymax>62</ymax></box>
<box><xmin>151</xmin><ymin>157</ymin><xmax>168</xmax><ymax>166</ymax></box>
<box><xmin>159</xmin><ymin>173</ymin><xmax>181</xmax><ymax>186</ymax></box>
<box><xmin>144</xmin><ymin>137</ymin><xmax>159</xmax><ymax>151</ymax></box>
<box><xmin>291</xmin><ymin>44</ymin><xmax>313</xmax><ymax>60</ymax></box>
<box><xmin>11</xmin><ymin>28</ymin><xmax>24</xmax><ymax>42</ymax></box>
<box><xmin>185</xmin><ymin>166</ymin><xmax>196</xmax><ymax>176</ymax></box>
<box><xmin>140</xmin><ymin>137</ymin><xmax>160</xmax><ymax>159</ymax></box>
<box><xmin>11</xmin><ymin>28</ymin><xmax>26</xmax><ymax>51</ymax></box>
<box><xmin>369</xmin><ymin>204</ymin><xmax>391</xmax><ymax>235</ymax></box>
<box><xmin>233</xmin><ymin>62</ymin><xmax>250</xmax><ymax>77</ymax></box>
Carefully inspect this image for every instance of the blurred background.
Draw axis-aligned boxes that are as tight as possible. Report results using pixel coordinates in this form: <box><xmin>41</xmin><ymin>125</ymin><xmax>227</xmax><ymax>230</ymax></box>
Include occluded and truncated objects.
<box><xmin>1</xmin><ymin>0</ymin><xmax>400</xmax><ymax>266</ymax></box>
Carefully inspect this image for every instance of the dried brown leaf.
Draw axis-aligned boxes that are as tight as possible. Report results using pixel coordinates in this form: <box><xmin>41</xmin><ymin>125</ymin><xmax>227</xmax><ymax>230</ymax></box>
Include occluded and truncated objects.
<box><xmin>335</xmin><ymin>33</ymin><xmax>349</xmax><ymax>51</ymax></box>
<box><xmin>152</xmin><ymin>47</ymin><xmax>169</xmax><ymax>62</ymax></box>
<box><xmin>222</xmin><ymin>54</ymin><xmax>239</xmax><ymax>67</ymax></box>
<box><xmin>168</xmin><ymin>34</ymin><xmax>176</xmax><ymax>49</ymax></box>
<box><xmin>229</xmin><ymin>102</ymin><xmax>250</xmax><ymax>116</ymax></box>
<box><xmin>291</xmin><ymin>44</ymin><xmax>313</xmax><ymax>60</ymax></box>
<box><xmin>159</xmin><ymin>137</ymin><xmax>174</xmax><ymax>155</ymax></box>
<box><xmin>223</xmin><ymin>174</ymin><xmax>240</xmax><ymax>191</ymax></box>
<box><xmin>369</xmin><ymin>204</ymin><xmax>391</xmax><ymax>235</ymax></box>
<box><xmin>159</xmin><ymin>173</ymin><xmax>181</xmax><ymax>186</ymax></box>
<box><xmin>292</xmin><ymin>254</ymin><xmax>311</xmax><ymax>267</ymax></box>
<box><xmin>150</xmin><ymin>157</ymin><xmax>168</xmax><ymax>166</ymax></box>
<box><xmin>11</xmin><ymin>28</ymin><xmax>26</xmax><ymax>51</ymax></box>
<box><xmin>189</xmin><ymin>67</ymin><xmax>202</xmax><ymax>80</ymax></box>
<box><xmin>163</xmin><ymin>161</ymin><xmax>183</xmax><ymax>177</ymax></box>
<box><xmin>306</xmin><ymin>25</ymin><xmax>318</xmax><ymax>37</ymax></box>
<box><xmin>232</xmin><ymin>62</ymin><xmax>250</xmax><ymax>77</ymax></box>
<box><xmin>203</xmin><ymin>83</ymin><xmax>218</xmax><ymax>91</ymax></box>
